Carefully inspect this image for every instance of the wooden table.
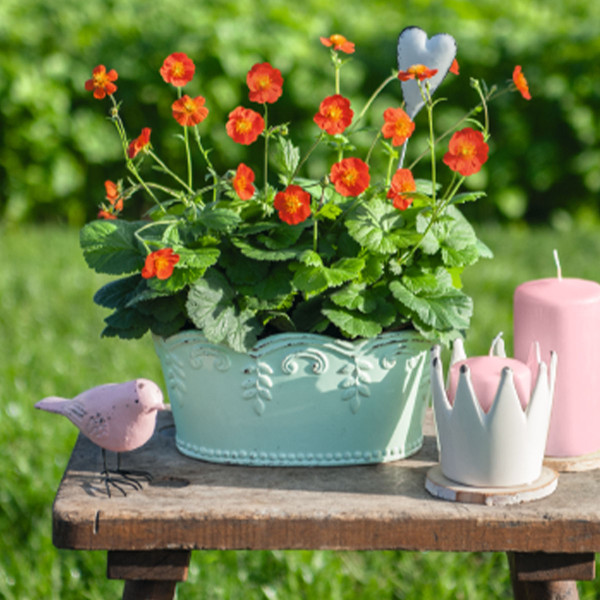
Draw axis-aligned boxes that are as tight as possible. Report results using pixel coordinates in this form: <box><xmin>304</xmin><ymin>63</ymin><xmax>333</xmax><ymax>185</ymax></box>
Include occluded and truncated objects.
<box><xmin>52</xmin><ymin>409</ymin><xmax>600</xmax><ymax>599</ymax></box>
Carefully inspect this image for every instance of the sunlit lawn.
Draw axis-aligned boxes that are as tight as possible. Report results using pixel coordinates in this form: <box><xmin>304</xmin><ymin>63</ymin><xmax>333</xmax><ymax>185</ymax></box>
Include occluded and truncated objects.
<box><xmin>1</xmin><ymin>224</ymin><xmax>599</xmax><ymax>599</ymax></box>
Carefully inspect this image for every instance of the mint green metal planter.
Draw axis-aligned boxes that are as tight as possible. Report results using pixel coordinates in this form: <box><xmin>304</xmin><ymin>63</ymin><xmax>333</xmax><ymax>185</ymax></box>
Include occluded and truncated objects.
<box><xmin>154</xmin><ymin>330</ymin><xmax>430</xmax><ymax>466</ymax></box>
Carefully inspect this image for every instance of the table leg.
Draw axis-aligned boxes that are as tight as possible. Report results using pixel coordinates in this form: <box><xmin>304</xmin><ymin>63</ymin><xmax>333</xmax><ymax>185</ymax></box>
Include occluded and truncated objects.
<box><xmin>507</xmin><ymin>552</ymin><xmax>595</xmax><ymax>600</ymax></box>
<box><xmin>107</xmin><ymin>549</ymin><xmax>191</xmax><ymax>600</ymax></box>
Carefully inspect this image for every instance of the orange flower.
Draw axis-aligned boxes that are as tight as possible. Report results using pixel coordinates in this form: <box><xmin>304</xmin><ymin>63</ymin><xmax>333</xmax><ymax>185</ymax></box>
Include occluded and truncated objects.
<box><xmin>449</xmin><ymin>58</ymin><xmax>460</xmax><ymax>75</ymax></box>
<box><xmin>397</xmin><ymin>64</ymin><xmax>438</xmax><ymax>82</ymax></box>
<box><xmin>226</xmin><ymin>106</ymin><xmax>265</xmax><ymax>145</ymax></box>
<box><xmin>98</xmin><ymin>210</ymin><xmax>117</xmax><ymax>220</ymax></box>
<box><xmin>160</xmin><ymin>52</ymin><xmax>195</xmax><ymax>87</ymax></box>
<box><xmin>381</xmin><ymin>107</ymin><xmax>415</xmax><ymax>146</ymax></box>
<box><xmin>247</xmin><ymin>62</ymin><xmax>283</xmax><ymax>104</ymax></box>
<box><xmin>513</xmin><ymin>65</ymin><xmax>531</xmax><ymax>100</ymax></box>
<box><xmin>320</xmin><ymin>34</ymin><xmax>355</xmax><ymax>54</ymax></box>
<box><xmin>171</xmin><ymin>95</ymin><xmax>209</xmax><ymax>127</ymax></box>
<box><xmin>313</xmin><ymin>94</ymin><xmax>354</xmax><ymax>135</ymax></box>
<box><xmin>127</xmin><ymin>127</ymin><xmax>152</xmax><ymax>159</ymax></box>
<box><xmin>387</xmin><ymin>169</ymin><xmax>416</xmax><ymax>210</ymax></box>
<box><xmin>329</xmin><ymin>157</ymin><xmax>370</xmax><ymax>197</ymax></box>
<box><xmin>232</xmin><ymin>163</ymin><xmax>255</xmax><ymax>200</ymax></box>
<box><xmin>443</xmin><ymin>127</ymin><xmax>489</xmax><ymax>177</ymax></box>
<box><xmin>104</xmin><ymin>180</ymin><xmax>123</xmax><ymax>211</ymax></box>
<box><xmin>84</xmin><ymin>65</ymin><xmax>118</xmax><ymax>100</ymax></box>
<box><xmin>273</xmin><ymin>185</ymin><xmax>312</xmax><ymax>225</ymax></box>
<box><xmin>141</xmin><ymin>248</ymin><xmax>180</xmax><ymax>280</ymax></box>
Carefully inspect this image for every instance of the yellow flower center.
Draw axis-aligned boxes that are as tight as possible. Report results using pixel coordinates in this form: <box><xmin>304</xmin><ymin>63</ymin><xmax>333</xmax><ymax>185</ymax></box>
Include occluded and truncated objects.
<box><xmin>330</xmin><ymin>34</ymin><xmax>347</xmax><ymax>46</ymax></box>
<box><xmin>256</xmin><ymin>75</ymin><xmax>271</xmax><ymax>90</ymax></box>
<box><xmin>457</xmin><ymin>140</ymin><xmax>476</xmax><ymax>158</ymax></box>
<box><xmin>409</xmin><ymin>64</ymin><xmax>428</xmax><ymax>77</ymax></box>
<box><xmin>236</xmin><ymin>119</ymin><xmax>252</xmax><ymax>134</ymax></box>
<box><xmin>326</xmin><ymin>105</ymin><xmax>343</xmax><ymax>121</ymax></box>
<box><xmin>283</xmin><ymin>193</ymin><xmax>302</xmax><ymax>214</ymax></box>
<box><xmin>171</xmin><ymin>61</ymin><xmax>185</xmax><ymax>78</ymax></box>
<box><xmin>342</xmin><ymin>168</ymin><xmax>358</xmax><ymax>186</ymax></box>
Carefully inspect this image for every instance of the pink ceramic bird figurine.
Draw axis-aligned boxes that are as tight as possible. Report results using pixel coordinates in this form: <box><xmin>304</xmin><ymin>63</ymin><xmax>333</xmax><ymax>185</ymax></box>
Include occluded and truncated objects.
<box><xmin>36</xmin><ymin>379</ymin><xmax>166</xmax><ymax>496</ymax></box>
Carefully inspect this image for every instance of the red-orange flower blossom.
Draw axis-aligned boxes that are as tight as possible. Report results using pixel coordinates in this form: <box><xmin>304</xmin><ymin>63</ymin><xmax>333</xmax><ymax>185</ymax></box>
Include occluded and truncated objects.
<box><xmin>98</xmin><ymin>210</ymin><xmax>116</xmax><ymax>220</ymax></box>
<box><xmin>449</xmin><ymin>58</ymin><xmax>460</xmax><ymax>75</ymax></box>
<box><xmin>232</xmin><ymin>163</ymin><xmax>255</xmax><ymax>200</ymax></box>
<box><xmin>330</xmin><ymin>157</ymin><xmax>370</xmax><ymax>197</ymax></box>
<box><xmin>127</xmin><ymin>127</ymin><xmax>152</xmax><ymax>159</ymax></box>
<box><xmin>273</xmin><ymin>185</ymin><xmax>312</xmax><ymax>225</ymax></box>
<box><xmin>171</xmin><ymin>95</ymin><xmax>209</xmax><ymax>127</ymax></box>
<box><xmin>320</xmin><ymin>34</ymin><xmax>355</xmax><ymax>54</ymax></box>
<box><xmin>141</xmin><ymin>248</ymin><xmax>180</xmax><ymax>280</ymax></box>
<box><xmin>104</xmin><ymin>180</ymin><xmax>123</xmax><ymax>212</ymax></box>
<box><xmin>313</xmin><ymin>94</ymin><xmax>354</xmax><ymax>135</ymax></box>
<box><xmin>85</xmin><ymin>65</ymin><xmax>118</xmax><ymax>99</ymax></box>
<box><xmin>397</xmin><ymin>64</ymin><xmax>438</xmax><ymax>82</ymax></box>
<box><xmin>513</xmin><ymin>65</ymin><xmax>531</xmax><ymax>100</ymax></box>
<box><xmin>387</xmin><ymin>169</ymin><xmax>416</xmax><ymax>210</ymax></box>
<box><xmin>160</xmin><ymin>52</ymin><xmax>195</xmax><ymax>87</ymax></box>
<box><xmin>226</xmin><ymin>106</ymin><xmax>265</xmax><ymax>145</ymax></box>
<box><xmin>247</xmin><ymin>62</ymin><xmax>283</xmax><ymax>104</ymax></box>
<box><xmin>381</xmin><ymin>107</ymin><xmax>415</xmax><ymax>147</ymax></box>
<box><xmin>443</xmin><ymin>127</ymin><xmax>489</xmax><ymax>177</ymax></box>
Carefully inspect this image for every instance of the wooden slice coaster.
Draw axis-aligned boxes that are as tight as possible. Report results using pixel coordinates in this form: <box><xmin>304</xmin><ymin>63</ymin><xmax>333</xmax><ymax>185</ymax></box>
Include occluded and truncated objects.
<box><xmin>544</xmin><ymin>449</ymin><xmax>600</xmax><ymax>472</ymax></box>
<box><xmin>425</xmin><ymin>465</ymin><xmax>559</xmax><ymax>506</ymax></box>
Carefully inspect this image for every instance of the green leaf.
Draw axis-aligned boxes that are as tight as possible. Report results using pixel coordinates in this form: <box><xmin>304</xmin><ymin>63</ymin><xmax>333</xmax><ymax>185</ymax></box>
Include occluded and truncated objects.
<box><xmin>186</xmin><ymin>270</ymin><xmax>234</xmax><ymax>327</ymax></box>
<box><xmin>345</xmin><ymin>198</ymin><xmax>407</xmax><ymax>255</ymax></box>
<box><xmin>273</xmin><ymin>134</ymin><xmax>300</xmax><ymax>183</ymax></box>
<box><xmin>94</xmin><ymin>275</ymin><xmax>142</xmax><ymax>309</ymax></box>
<box><xmin>321</xmin><ymin>306</ymin><xmax>383</xmax><ymax>338</ymax></box>
<box><xmin>80</xmin><ymin>220</ymin><xmax>145</xmax><ymax>275</ymax></box>
<box><xmin>186</xmin><ymin>271</ymin><xmax>260</xmax><ymax>352</ymax></box>
<box><xmin>176</xmin><ymin>247</ymin><xmax>220</xmax><ymax>270</ymax></box>
<box><xmin>292</xmin><ymin>265</ymin><xmax>330</xmax><ymax>294</ymax></box>
<box><xmin>330</xmin><ymin>282</ymin><xmax>376</xmax><ymax>312</ymax></box>
<box><xmin>449</xmin><ymin>191</ymin><xmax>486</xmax><ymax>205</ymax></box>
<box><xmin>196</xmin><ymin>207</ymin><xmax>242</xmax><ymax>232</ymax></box>
<box><xmin>231</xmin><ymin>237</ymin><xmax>304</xmax><ymax>261</ymax></box>
<box><xmin>389</xmin><ymin>280</ymin><xmax>472</xmax><ymax>332</ymax></box>
<box><xmin>317</xmin><ymin>203</ymin><xmax>343</xmax><ymax>220</ymax></box>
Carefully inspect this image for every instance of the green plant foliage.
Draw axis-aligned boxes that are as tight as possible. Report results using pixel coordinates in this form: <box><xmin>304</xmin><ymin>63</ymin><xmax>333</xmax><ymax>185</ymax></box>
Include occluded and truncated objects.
<box><xmin>1</xmin><ymin>0</ymin><xmax>599</xmax><ymax>225</ymax></box>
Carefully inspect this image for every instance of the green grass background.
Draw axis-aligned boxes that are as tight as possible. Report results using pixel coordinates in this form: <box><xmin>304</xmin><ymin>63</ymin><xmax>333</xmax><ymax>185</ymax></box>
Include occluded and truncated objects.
<box><xmin>2</xmin><ymin>224</ymin><xmax>600</xmax><ymax>599</ymax></box>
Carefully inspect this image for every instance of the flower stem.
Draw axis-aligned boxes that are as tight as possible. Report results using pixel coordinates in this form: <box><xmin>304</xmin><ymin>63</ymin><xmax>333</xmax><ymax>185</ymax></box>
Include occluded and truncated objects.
<box><xmin>350</xmin><ymin>72</ymin><xmax>398</xmax><ymax>131</ymax></box>
<box><xmin>263</xmin><ymin>103</ymin><xmax>269</xmax><ymax>198</ymax></box>
<box><xmin>290</xmin><ymin>132</ymin><xmax>325</xmax><ymax>183</ymax></box>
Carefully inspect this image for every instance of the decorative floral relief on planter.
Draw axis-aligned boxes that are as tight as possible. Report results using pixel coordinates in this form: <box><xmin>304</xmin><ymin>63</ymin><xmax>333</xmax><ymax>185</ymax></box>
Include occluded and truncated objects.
<box><xmin>153</xmin><ymin>330</ymin><xmax>431</xmax><ymax>466</ymax></box>
<box><xmin>241</xmin><ymin>361</ymin><xmax>274</xmax><ymax>416</ymax></box>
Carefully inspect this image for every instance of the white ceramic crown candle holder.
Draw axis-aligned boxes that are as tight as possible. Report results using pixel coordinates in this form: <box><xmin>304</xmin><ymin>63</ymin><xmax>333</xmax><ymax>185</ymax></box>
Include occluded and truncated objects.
<box><xmin>430</xmin><ymin>337</ymin><xmax>557</xmax><ymax>489</ymax></box>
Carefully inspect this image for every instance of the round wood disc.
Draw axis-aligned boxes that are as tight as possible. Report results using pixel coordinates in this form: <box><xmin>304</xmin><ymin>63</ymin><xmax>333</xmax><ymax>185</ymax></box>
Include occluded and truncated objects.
<box><xmin>425</xmin><ymin>465</ymin><xmax>559</xmax><ymax>506</ymax></box>
<box><xmin>544</xmin><ymin>449</ymin><xmax>600</xmax><ymax>472</ymax></box>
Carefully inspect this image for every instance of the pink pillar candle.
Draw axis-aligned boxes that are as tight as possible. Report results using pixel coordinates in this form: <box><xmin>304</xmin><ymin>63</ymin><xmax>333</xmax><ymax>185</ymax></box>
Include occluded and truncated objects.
<box><xmin>447</xmin><ymin>356</ymin><xmax>532</xmax><ymax>413</ymax></box>
<box><xmin>514</xmin><ymin>277</ymin><xmax>600</xmax><ymax>457</ymax></box>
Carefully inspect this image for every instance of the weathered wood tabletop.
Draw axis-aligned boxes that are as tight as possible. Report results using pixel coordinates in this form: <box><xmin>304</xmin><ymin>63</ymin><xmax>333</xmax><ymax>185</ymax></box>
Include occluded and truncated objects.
<box><xmin>52</xmin><ymin>408</ymin><xmax>600</xmax><ymax>599</ymax></box>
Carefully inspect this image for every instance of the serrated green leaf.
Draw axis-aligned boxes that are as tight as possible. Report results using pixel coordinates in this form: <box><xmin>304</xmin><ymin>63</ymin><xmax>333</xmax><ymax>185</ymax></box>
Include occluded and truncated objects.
<box><xmin>94</xmin><ymin>275</ymin><xmax>142</xmax><ymax>309</ymax></box>
<box><xmin>299</xmin><ymin>250</ymin><xmax>323</xmax><ymax>267</ymax></box>
<box><xmin>80</xmin><ymin>220</ymin><xmax>145</xmax><ymax>275</ymax></box>
<box><xmin>330</xmin><ymin>282</ymin><xmax>376</xmax><ymax>312</ymax></box>
<box><xmin>327</xmin><ymin>257</ymin><xmax>365</xmax><ymax>285</ymax></box>
<box><xmin>292</xmin><ymin>265</ymin><xmax>330</xmax><ymax>294</ymax></box>
<box><xmin>186</xmin><ymin>270</ymin><xmax>234</xmax><ymax>327</ymax></box>
<box><xmin>345</xmin><ymin>198</ymin><xmax>406</xmax><ymax>255</ymax></box>
<box><xmin>389</xmin><ymin>280</ymin><xmax>472</xmax><ymax>331</ymax></box>
<box><xmin>449</xmin><ymin>191</ymin><xmax>486</xmax><ymax>205</ymax></box>
<box><xmin>197</xmin><ymin>207</ymin><xmax>242</xmax><ymax>232</ymax></box>
<box><xmin>273</xmin><ymin>134</ymin><xmax>300</xmax><ymax>183</ymax></box>
<box><xmin>321</xmin><ymin>306</ymin><xmax>383</xmax><ymax>338</ymax></box>
<box><xmin>232</xmin><ymin>237</ymin><xmax>304</xmax><ymax>261</ymax></box>
<box><xmin>317</xmin><ymin>203</ymin><xmax>343</xmax><ymax>220</ymax></box>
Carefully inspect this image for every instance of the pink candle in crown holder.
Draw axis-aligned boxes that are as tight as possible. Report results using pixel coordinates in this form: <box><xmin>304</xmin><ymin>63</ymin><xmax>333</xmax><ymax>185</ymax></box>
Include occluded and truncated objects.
<box><xmin>513</xmin><ymin>253</ymin><xmax>600</xmax><ymax>457</ymax></box>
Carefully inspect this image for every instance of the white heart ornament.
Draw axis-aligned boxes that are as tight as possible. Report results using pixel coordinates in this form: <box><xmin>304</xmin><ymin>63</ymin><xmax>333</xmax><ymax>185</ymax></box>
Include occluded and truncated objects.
<box><xmin>397</xmin><ymin>26</ymin><xmax>457</xmax><ymax>119</ymax></box>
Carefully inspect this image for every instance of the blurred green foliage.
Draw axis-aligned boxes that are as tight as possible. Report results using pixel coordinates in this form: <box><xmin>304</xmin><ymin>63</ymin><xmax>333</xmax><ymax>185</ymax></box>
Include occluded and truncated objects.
<box><xmin>0</xmin><ymin>0</ymin><xmax>599</xmax><ymax>226</ymax></box>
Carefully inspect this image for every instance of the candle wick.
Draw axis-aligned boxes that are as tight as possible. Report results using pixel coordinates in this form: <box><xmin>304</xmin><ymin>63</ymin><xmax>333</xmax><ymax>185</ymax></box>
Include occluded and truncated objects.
<box><xmin>553</xmin><ymin>249</ymin><xmax>562</xmax><ymax>281</ymax></box>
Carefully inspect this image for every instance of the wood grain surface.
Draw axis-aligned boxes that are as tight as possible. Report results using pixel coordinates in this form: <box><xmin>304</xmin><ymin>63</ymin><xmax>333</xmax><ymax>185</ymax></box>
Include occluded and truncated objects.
<box><xmin>53</xmin><ymin>409</ymin><xmax>600</xmax><ymax>554</ymax></box>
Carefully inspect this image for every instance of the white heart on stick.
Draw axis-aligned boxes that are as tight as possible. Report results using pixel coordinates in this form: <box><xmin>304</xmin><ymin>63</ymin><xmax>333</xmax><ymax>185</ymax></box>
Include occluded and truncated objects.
<box><xmin>397</xmin><ymin>26</ymin><xmax>457</xmax><ymax>119</ymax></box>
